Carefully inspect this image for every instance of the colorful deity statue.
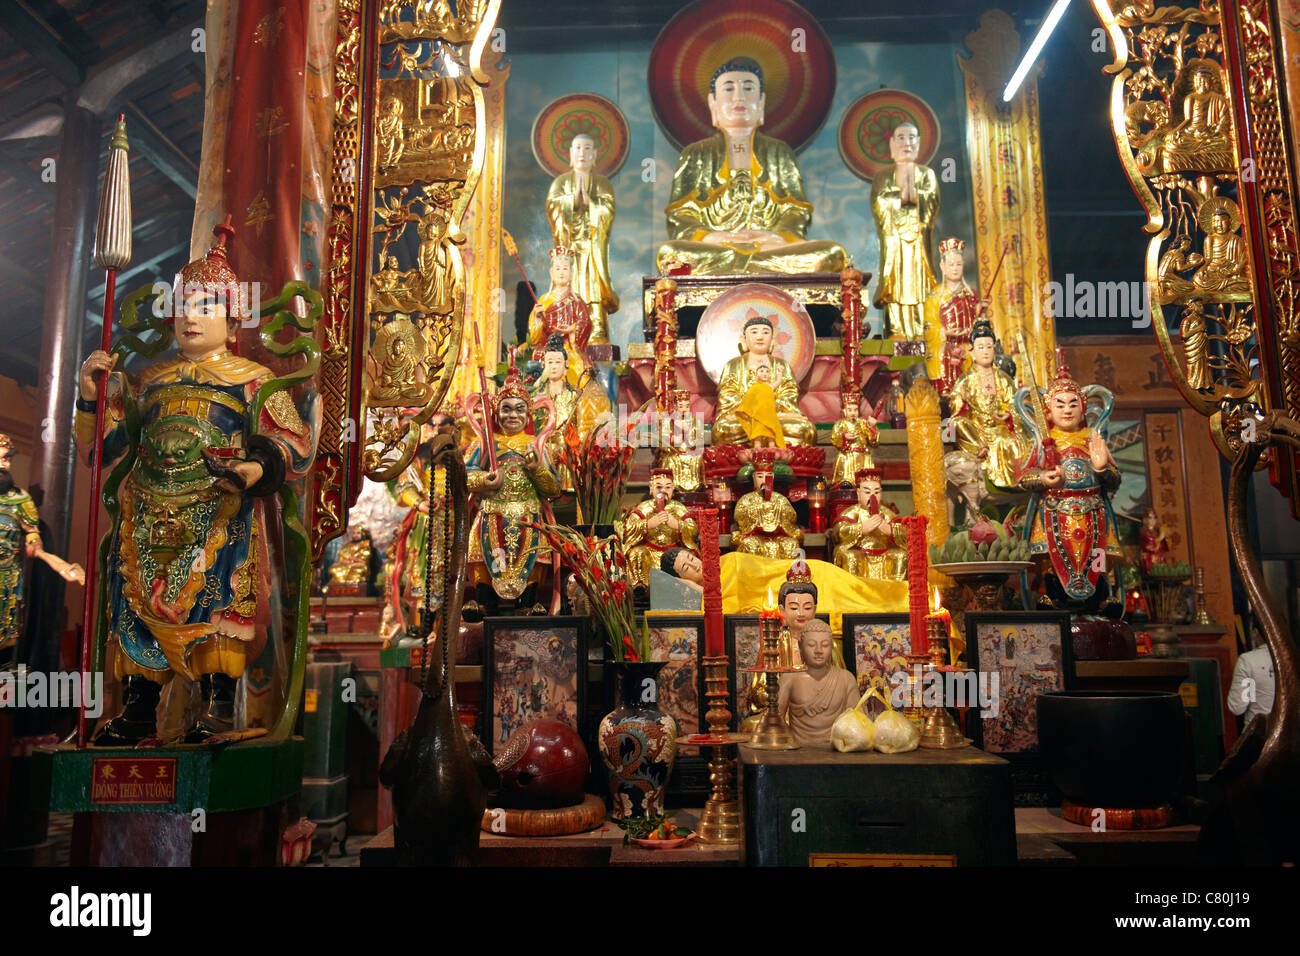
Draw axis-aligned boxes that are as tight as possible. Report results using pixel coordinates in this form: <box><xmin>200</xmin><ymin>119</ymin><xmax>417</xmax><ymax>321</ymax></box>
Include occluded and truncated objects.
<box><xmin>1139</xmin><ymin>507</ymin><xmax>1173</xmax><ymax>576</ymax></box>
<box><xmin>546</xmin><ymin>133</ymin><xmax>618</xmax><ymax>344</ymax></box>
<box><xmin>923</xmin><ymin>237</ymin><xmax>987</xmax><ymax>394</ymax></box>
<box><xmin>622</xmin><ymin>468</ymin><xmax>700</xmax><ymax>588</ymax></box>
<box><xmin>713</xmin><ymin>310</ymin><xmax>816</xmax><ymax>448</ymax></box>
<box><xmin>731</xmin><ymin>454</ymin><xmax>803</xmax><ymax>560</ymax></box>
<box><xmin>75</xmin><ymin>222</ymin><xmax>317</xmax><ymax>744</ymax></box>
<box><xmin>465</xmin><ymin>362</ymin><xmax>562</xmax><ymax>601</ymax></box>
<box><xmin>1015</xmin><ymin>356</ymin><xmax>1123</xmax><ymax>607</ymax></box>
<box><xmin>830</xmin><ymin>468</ymin><xmax>908</xmax><ymax>581</ymax></box>
<box><xmin>0</xmin><ymin>435</ymin><xmax>84</xmax><ymax>655</ymax></box>
<box><xmin>531</xmin><ymin>333</ymin><xmax>608</xmax><ymax>492</ymax></box>
<box><xmin>527</xmin><ymin>247</ymin><xmax>595</xmax><ymax>387</ymax></box>
<box><xmin>948</xmin><ymin>321</ymin><xmax>1025</xmax><ymax>490</ymax></box>
<box><xmin>655</xmin><ymin>57</ymin><xmax>848</xmax><ymax>276</ymax></box>
<box><xmin>830</xmin><ymin>385</ymin><xmax>878</xmax><ymax>487</ymax></box>
<box><xmin>656</xmin><ymin>389</ymin><xmax>703</xmax><ymax>492</ymax></box>
<box><xmin>872</xmin><ymin>123</ymin><xmax>940</xmax><ymax>340</ymax></box>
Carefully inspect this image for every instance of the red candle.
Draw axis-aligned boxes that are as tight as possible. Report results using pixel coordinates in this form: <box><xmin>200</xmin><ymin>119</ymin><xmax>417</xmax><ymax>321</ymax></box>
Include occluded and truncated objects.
<box><xmin>902</xmin><ymin>515</ymin><xmax>930</xmax><ymax>655</ymax></box>
<box><xmin>698</xmin><ymin>506</ymin><xmax>724</xmax><ymax>657</ymax></box>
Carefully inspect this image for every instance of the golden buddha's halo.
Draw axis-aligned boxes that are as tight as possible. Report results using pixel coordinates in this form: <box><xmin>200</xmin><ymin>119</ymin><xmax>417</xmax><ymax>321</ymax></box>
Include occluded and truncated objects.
<box><xmin>696</xmin><ymin>283</ymin><xmax>817</xmax><ymax>384</ymax></box>
<box><xmin>647</xmin><ymin>0</ymin><xmax>837</xmax><ymax>152</ymax></box>
<box><xmin>530</xmin><ymin>92</ymin><xmax>630</xmax><ymax>178</ymax></box>
<box><xmin>1196</xmin><ymin>195</ymin><xmax>1242</xmax><ymax>236</ymax></box>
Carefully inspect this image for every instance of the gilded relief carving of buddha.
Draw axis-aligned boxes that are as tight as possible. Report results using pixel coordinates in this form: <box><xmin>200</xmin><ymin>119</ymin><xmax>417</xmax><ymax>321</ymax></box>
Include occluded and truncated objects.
<box><xmin>655</xmin><ymin>57</ymin><xmax>848</xmax><ymax>276</ymax></box>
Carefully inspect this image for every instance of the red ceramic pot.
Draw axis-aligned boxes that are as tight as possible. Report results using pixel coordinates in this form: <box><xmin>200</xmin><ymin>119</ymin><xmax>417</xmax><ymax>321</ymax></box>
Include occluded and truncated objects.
<box><xmin>492</xmin><ymin>719</ymin><xmax>589</xmax><ymax>809</ymax></box>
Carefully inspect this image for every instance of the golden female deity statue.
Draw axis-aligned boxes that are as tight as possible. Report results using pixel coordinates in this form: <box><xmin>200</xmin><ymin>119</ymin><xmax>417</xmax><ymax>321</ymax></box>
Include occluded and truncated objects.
<box><xmin>830</xmin><ymin>385</ymin><xmax>878</xmax><ymax>487</ymax></box>
<box><xmin>922</xmin><ymin>237</ymin><xmax>986</xmax><ymax>394</ymax></box>
<box><xmin>872</xmin><ymin>123</ymin><xmax>939</xmax><ymax>340</ymax></box>
<box><xmin>655</xmin><ymin>57</ymin><xmax>848</xmax><ymax>276</ymax></box>
<box><xmin>830</xmin><ymin>469</ymin><xmax>907</xmax><ymax>581</ymax></box>
<box><xmin>948</xmin><ymin>322</ymin><xmax>1026</xmax><ymax>490</ymax></box>
<box><xmin>546</xmin><ymin>133</ymin><xmax>618</xmax><ymax>344</ymax></box>
<box><xmin>622</xmin><ymin>468</ymin><xmax>701</xmax><ymax>588</ymax></box>
<box><xmin>732</xmin><ymin>460</ymin><xmax>803</xmax><ymax>561</ymax></box>
<box><xmin>1180</xmin><ymin>302</ymin><xmax>1212</xmax><ymax>391</ymax></box>
<box><xmin>713</xmin><ymin>311</ymin><xmax>815</xmax><ymax>447</ymax></box>
<box><xmin>528</xmin><ymin>248</ymin><xmax>595</xmax><ymax>386</ymax></box>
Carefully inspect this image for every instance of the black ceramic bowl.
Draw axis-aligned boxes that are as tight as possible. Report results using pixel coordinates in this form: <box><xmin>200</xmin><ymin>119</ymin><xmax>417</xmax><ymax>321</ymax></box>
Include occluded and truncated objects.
<box><xmin>1037</xmin><ymin>691</ymin><xmax>1185</xmax><ymax>808</ymax></box>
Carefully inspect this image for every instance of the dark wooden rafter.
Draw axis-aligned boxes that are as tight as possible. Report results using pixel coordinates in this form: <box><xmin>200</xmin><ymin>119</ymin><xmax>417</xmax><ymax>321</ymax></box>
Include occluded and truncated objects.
<box><xmin>0</xmin><ymin>0</ymin><xmax>85</xmax><ymax>89</ymax></box>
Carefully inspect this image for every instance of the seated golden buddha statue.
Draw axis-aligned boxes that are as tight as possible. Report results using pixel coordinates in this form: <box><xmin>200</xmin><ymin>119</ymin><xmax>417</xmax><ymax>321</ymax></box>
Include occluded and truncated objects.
<box><xmin>732</xmin><ymin>458</ymin><xmax>803</xmax><ymax>561</ymax></box>
<box><xmin>948</xmin><ymin>321</ymin><xmax>1025</xmax><ymax>491</ymax></box>
<box><xmin>655</xmin><ymin>57</ymin><xmax>848</xmax><ymax>276</ymax></box>
<box><xmin>1161</xmin><ymin>61</ymin><xmax>1233</xmax><ymax>174</ymax></box>
<box><xmin>830</xmin><ymin>468</ymin><xmax>907</xmax><ymax>581</ymax></box>
<box><xmin>1191</xmin><ymin>198</ymin><xmax>1252</xmax><ymax>300</ymax></box>
<box><xmin>329</xmin><ymin>525</ymin><xmax>375</xmax><ymax>587</ymax></box>
<box><xmin>713</xmin><ymin>311</ymin><xmax>816</xmax><ymax>447</ymax></box>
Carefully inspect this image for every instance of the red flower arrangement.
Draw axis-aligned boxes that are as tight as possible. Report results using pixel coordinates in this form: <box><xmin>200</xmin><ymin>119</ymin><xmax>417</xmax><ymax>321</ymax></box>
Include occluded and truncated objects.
<box><xmin>524</xmin><ymin>520</ymin><xmax>648</xmax><ymax>662</ymax></box>
<box><xmin>559</xmin><ymin>418</ymin><xmax>636</xmax><ymax>526</ymax></box>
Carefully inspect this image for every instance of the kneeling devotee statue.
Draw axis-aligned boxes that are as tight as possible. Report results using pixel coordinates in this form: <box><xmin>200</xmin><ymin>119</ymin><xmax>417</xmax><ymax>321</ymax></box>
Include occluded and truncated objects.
<box><xmin>76</xmin><ymin>223</ymin><xmax>316</xmax><ymax>744</ymax></box>
<box><xmin>713</xmin><ymin>311</ymin><xmax>816</xmax><ymax>447</ymax></box>
<box><xmin>623</xmin><ymin>468</ymin><xmax>700</xmax><ymax>588</ymax></box>
<box><xmin>778</xmin><ymin>619</ymin><xmax>860</xmax><ymax>746</ymax></box>
<box><xmin>732</xmin><ymin>455</ymin><xmax>803</xmax><ymax>560</ymax></box>
<box><xmin>831</xmin><ymin>468</ymin><xmax>907</xmax><ymax>581</ymax></box>
<box><xmin>656</xmin><ymin>57</ymin><xmax>848</xmax><ymax>276</ymax></box>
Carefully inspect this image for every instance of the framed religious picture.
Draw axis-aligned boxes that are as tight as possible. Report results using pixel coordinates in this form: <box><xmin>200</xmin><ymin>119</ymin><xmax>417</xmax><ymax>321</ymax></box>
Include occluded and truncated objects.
<box><xmin>482</xmin><ymin>616</ymin><xmax>589</xmax><ymax>755</ymax></box>
<box><xmin>841</xmin><ymin>612</ymin><xmax>912</xmax><ymax>716</ymax></box>
<box><xmin>963</xmin><ymin>611</ymin><xmax>1073</xmax><ymax>756</ymax></box>
<box><xmin>724</xmin><ymin>613</ymin><xmax>830</xmax><ymax>731</ymax></box>
<box><xmin>647</xmin><ymin>614</ymin><xmax>708</xmax><ymax>803</ymax></box>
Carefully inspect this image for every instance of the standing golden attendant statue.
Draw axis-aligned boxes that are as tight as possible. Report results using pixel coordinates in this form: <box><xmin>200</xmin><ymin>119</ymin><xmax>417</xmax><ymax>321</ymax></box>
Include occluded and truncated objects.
<box><xmin>872</xmin><ymin>123</ymin><xmax>939</xmax><ymax>340</ymax></box>
<box><xmin>545</xmin><ymin>133</ymin><xmax>618</xmax><ymax>344</ymax></box>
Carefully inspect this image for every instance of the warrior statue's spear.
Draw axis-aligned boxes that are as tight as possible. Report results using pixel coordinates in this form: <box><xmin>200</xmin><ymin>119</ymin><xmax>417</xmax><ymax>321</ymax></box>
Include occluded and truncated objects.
<box><xmin>78</xmin><ymin>115</ymin><xmax>132</xmax><ymax>748</ymax></box>
<box><xmin>502</xmin><ymin>228</ymin><xmax>538</xmax><ymax>305</ymax></box>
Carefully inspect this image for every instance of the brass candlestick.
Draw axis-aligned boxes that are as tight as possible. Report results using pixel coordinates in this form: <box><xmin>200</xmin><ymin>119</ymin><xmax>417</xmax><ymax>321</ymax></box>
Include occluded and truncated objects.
<box><xmin>919</xmin><ymin>616</ymin><xmax>967</xmax><ymax>749</ymax></box>
<box><xmin>1193</xmin><ymin>566</ymin><xmax>1216</xmax><ymax>626</ymax></box>
<box><xmin>694</xmin><ymin>656</ymin><xmax>743</xmax><ymax>845</ymax></box>
<box><xmin>745</xmin><ymin>613</ymin><xmax>802</xmax><ymax>750</ymax></box>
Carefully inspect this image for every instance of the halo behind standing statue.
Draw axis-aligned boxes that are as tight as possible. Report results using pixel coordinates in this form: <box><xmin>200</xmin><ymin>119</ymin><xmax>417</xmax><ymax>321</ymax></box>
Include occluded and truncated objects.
<box><xmin>531</xmin><ymin>93</ymin><xmax>630</xmax><ymax>178</ymax></box>
<box><xmin>838</xmin><ymin>88</ymin><xmax>942</xmax><ymax>181</ymax></box>
<box><xmin>647</xmin><ymin>0</ymin><xmax>836</xmax><ymax>152</ymax></box>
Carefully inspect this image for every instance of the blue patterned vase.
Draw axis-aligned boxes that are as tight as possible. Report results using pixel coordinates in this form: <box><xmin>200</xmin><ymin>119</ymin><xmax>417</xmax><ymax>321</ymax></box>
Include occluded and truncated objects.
<box><xmin>598</xmin><ymin>661</ymin><xmax>677</xmax><ymax>820</ymax></box>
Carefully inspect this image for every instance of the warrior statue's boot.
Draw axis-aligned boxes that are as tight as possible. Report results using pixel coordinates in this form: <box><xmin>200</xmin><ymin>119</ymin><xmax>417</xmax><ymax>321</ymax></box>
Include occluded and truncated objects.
<box><xmin>92</xmin><ymin>675</ymin><xmax>163</xmax><ymax>746</ymax></box>
<box><xmin>184</xmin><ymin>673</ymin><xmax>237</xmax><ymax>743</ymax></box>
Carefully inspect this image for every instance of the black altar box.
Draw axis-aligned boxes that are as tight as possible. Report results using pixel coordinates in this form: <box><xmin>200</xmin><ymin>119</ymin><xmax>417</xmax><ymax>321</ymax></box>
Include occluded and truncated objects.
<box><xmin>740</xmin><ymin>743</ymin><xmax>1015</xmax><ymax>866</ymax></box>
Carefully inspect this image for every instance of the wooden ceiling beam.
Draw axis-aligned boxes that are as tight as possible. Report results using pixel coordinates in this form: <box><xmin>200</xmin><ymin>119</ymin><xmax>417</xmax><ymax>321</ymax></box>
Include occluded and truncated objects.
<box><xmin>0</xmin><ymin>1</ymin><xmax>84</xmax><ymax>89</ymax></box>
<box><xmin>122</xmin><ymin>102</ymin><xmax>197</xmax><ymax>199</ymax></box>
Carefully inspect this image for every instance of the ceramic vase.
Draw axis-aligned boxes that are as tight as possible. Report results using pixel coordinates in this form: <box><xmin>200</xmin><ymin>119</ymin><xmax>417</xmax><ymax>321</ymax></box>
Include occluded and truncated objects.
<box><xmin>598</xmin><ymin>661</ymin><xmax>677</xmax><ymax>820</ymax></box>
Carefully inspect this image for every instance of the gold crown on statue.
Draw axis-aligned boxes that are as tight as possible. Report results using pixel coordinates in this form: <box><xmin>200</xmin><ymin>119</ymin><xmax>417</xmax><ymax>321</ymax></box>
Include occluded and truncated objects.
<box><xmin>855</xmin><ymin>467</ymin><xmax>883</xmax><ymax>485</ymax></box>
<box><xmin>174</xmin><ymin>216</ymin><xmax>246</xmax><ymax>320</ymax></box>
<box><xmin>938</xmin><ymin>237</ymin><xmax>965</xmax><ymax>256</ymax></box>
<box><xmin>496</xmin><ymin>348</ymin><xmax>531</xmax><ymax>407</ymax></box>
<box><xmin>650</xmin><ymin>467</ymin><xmax>673</xmax><ymax>480</ymax></box>
<box><xmin>550</xmin><ymin>246</ymin><xmax>575</xmax><ymax>262</ymax></box>
<box><xmin>786</xmin><ymin>559</ymin><xmax>812</xmax><ymax>583</ymax></box>
<box><xmin>753</xmin><ymin>448</ymin><xmax>777</xmax><ymax>472</ymax></box>
<box><xmin>672</xmin><ymin>388</ymin><xmax>691</xmax><ymax>404</ymax></box>
<box><xmin>1045</xmin><ymin>347</ymin><xmax>1081</xmax><ymax>401</ymax></box>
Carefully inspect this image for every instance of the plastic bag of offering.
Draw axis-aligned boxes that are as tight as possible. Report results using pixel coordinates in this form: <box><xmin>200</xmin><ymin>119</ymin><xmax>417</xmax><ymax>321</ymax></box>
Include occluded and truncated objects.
<box><xmin>830</xmin><ymin>686</ymin><xmax>876</xmax><ymax>753</ymax></box>
<box><xmin>869</xmin><ymin>684</ymin><xmax>919</xmax><ymax>754</ymax></box>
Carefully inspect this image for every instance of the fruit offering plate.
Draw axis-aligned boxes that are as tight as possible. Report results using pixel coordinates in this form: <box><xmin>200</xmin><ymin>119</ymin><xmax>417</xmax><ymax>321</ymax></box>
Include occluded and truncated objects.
<box><xmin>931</xmin><ymin>561</ymin><xmax>1035</xmax><ymax>577</ymax></box>
<box><xmin>630</xmin><ymin>832</ymin><xmax>698</xmax><ymax>850</ymax></box>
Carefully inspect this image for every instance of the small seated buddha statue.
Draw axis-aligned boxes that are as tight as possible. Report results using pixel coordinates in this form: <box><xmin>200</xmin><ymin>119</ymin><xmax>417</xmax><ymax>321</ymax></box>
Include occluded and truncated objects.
<box><xmin>1191</xmin><ymin>198</ymin><xmax>1252</xmax><ymax>299</ymax></box>
<box><xmin>655</xmin><ymin>56</ymin><xmax>848</xmax><ymax>276</ymax></box>
<box><xmin>731</xmin><ymin>455</ymin><xmax>803</xmax><ymax>560</ymax></box>
<box><xmin>712</xmin><ymin>311</ymin><xmax>815</xmax><ymax>447</ymax></box>
<box><xmin>778</xmin><ymin>619</ymin><xmax>861</xmax><ymax>746</ymax></box>
<box><xmin>329</xmin><ymin>525</ymin><xmax>376</xmax><ymax>588</ymax></box>
<box><xmin>830</xmin><ymin>468</ymin><xmax>907</xmax><ymax>581</ymax></box>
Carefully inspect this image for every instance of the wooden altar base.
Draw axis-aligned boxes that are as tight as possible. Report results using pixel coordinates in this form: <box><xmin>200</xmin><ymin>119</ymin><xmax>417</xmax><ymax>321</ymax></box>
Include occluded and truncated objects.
<box><xmin>47</xmin><ymin>737</ymin><xmax>305</xmax><ymax>866</ymax></box>
<box><xmin>741</xmin><ymin>742</ymin><xmax>1015</xmax><ymax>866</ymax></box>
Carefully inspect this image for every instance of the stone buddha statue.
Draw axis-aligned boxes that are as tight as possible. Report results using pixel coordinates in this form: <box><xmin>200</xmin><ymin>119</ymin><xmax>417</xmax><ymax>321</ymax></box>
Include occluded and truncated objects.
<box><xmin>546</xmin><ymin>133</ymin><xmax>618</xmax><ymax>344</ymax></box>
<box><xmin>872</xmin><ymin>123</ymin><xmax>940</xmax><ymax>340</ymax></box>
<box><xmin>830</xmin><ymin>468</ymin><xmax>907</xmax><ymax>581</ymax></box>
<box><xmin>732</xmin><ymin>460</ymin><xmax>803</xmax><ymax>561</ymax></box>
<box><xmin>777</xmin><ymin>619</ymin><xmax>861</xmax><ymax>746</ymax></box>
<box><xmin>712</xmin><ymin>311</ymin><xmax>816</xmax><ymax>447</ymax></box>
<box><xmin>655</xmin><ymin>57</ymin><xmax>848</xmax><ymax>276</ymax></box>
